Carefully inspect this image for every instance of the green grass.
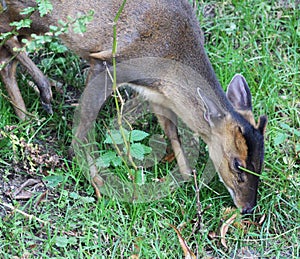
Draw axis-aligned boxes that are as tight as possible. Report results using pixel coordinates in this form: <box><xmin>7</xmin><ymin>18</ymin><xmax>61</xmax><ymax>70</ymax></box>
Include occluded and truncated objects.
<box><xmin>0</xmin><ymin>0</ymin><xmax>299</xmax><ymax>258</ymax></box>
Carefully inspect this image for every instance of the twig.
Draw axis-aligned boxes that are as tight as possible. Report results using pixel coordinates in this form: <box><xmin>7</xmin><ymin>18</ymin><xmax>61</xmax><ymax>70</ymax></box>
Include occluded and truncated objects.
<box><xmin>1</xmin><ymin>202</ymin><xmax>49</xmax><ymax>225</ymax></box>
<box><xmin>194</xmin><ymin>170</ymin><xmax>202</xmax><ymax>225</ymax></box>
<box><xmin>0</xmin><ymin>91</ymin><xmax>36</xmax><ymax>118</ymax></box>
<box><xmin>1</xmin><ymin>201</ymin><xmax>83</xmax><ymax>237</ymax></box>
<box><xmin>191</xmin><ymin>169</ymin><xmax>202</xmax><ymax>235</ymax></box>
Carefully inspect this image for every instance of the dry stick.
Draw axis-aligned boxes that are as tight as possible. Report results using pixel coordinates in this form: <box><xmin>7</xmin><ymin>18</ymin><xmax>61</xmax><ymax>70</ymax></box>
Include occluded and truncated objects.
<box><xmin>1</xmin><ymin>202</ymin><xmax>48</xmax><ymax>225</ymax></box>
<box><xmin>1</xmin><ymin>202</ymin><xmax>90</xmax><ymax>237</ymax></box>
<box><xmin>192</xmin><ymin>169</ymin><xmax>202</xmax><ymax>234</ymax></box>
<box><xmin>194</xmin><ymin>170</ymin><xmax>202</xmax><ymax>224</ymax></box>
<box><xmin>0</xmin><ymin>91</ymin><xmax>36</xmax><ymax>118</ymax></box>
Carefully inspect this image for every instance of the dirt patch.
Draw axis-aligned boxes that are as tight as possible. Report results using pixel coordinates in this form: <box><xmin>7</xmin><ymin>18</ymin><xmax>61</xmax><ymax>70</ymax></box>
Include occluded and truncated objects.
<box><xmin>0</xmin><ymin>126</ymin><xmax>66</xmax><ymax>218</ymax></box>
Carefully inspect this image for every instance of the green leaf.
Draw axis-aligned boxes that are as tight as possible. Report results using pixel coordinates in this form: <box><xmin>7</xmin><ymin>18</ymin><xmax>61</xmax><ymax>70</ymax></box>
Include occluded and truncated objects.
<box><xmin>68</xmin><ymin>237</ymin><xmax>77</xmax><ymax>245</ymax></box>
<box><xmin>111</xmin><ymin>156</ymin><xmax>122</xmax><ymax>167</ymax></box>
<box><xmin>37</xmin><ymin>0</ymin><xmax>53</xmax><ymax>16</ymax></box>
<box><xmin>274</xmin><ymin>133</ymin><xmax>287</xmax><ymax>146</ymax></box>
<box><xmin>10</xmin><ymin>19</ymin><xmax>32</xmax><ymax>30</ymax></box>
<box><xmin>123</xmin><ymin>143</ymin><xmax>152</xmax><ymax>161</ymax></box>
<box><xmin>96</xmin><ymin>151</ymin><xmax>120</xmax><ymax>168</ymax></box>
<box><xmin>141</xmin><ymin>144</ymin><xmax>152</xmax><ymax>154</ymax></box>
<box><xmin>0</xmin><ymin>138</ymin><xmax>9</xmax><ymax>149</ymax></box>
<box><xmin>20</xmin><ymin>7</ymin><xmax>35</xmax><ymax>15</ymax></box>
<box><xmin>55</xmin><ymin>236</ymin><xmax>70</xmax><ymax>248</ymax></box>
<box><xmin>69</xmin><ymin>192</ymin><xmax>95</xmax><ymax>203</ymax></box>
<box><xmin>49</xmin><ymin>42</ymin><xmax>68</xmax><ymax>53</ymax></box>
<box><xmin>130</xmin><ymin>130</ymin><xmax>149</xmax><ymax>142</ymax></box>
<box><xmin>130</xmin><ymin>143</ymin><xmax>146</xmax><ymax>160</ymax></box>
<box><xmin>81</xmin><ymin>196</ymin><xmax>95</xmax><ymax>203</ymax></box>
<box><xmin>104</xmin><ymin>129</ymin><xmax>129</xmax><ymax>145</ymax></box>
<box><xmin>0</xmin><ymin>31</ymin><xmax>14</xmax><ymax>41</ymax></box>
<box><xmin>72</xmin><ymin>10</ymin><xmax>95</xmax><ymax>34</ymax></box>
<box><xmin>294</xmin><ymin>129</ymin><xmax>300</xmax><ymax>137</ymax></box>
<box><xmin>69</xmin><ymin>192</ymin><xmax>80</xmax><ymax>199</ymax></box>
<box><xmin>280</xmin><ymin>123</ymin><xmax>300</xmax><ymax>137</ymax></box>
<box><xmin>43</xmin><ymin>175</ymin><xmax>64</xmax><ymax>188</ymax></box>
<box><xmin>96</xmin><ymin>154</ymin><xmax>111</xmax><ymax>168</ymax></box>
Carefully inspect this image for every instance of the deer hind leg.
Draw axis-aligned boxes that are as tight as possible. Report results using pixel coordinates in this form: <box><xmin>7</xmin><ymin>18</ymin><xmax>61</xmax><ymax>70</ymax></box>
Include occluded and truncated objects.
<box><xmin>151</xmin><ymin>104</ymin><xmax>192</xmax><ymax>180</ymax></box>
<box><xmin>0</xmin><ymin>46</ymin><xmax>27</xmax><ymax>120</ymax></box>
<box><xmin>72</xmin><ymin>59</ymin><xmax>112</xmax><ymax>144</ymax></box>
<box><xmin>72</xmin><ymin>59</ymin><xmax>112</xmax><ymax>198</ymax></box>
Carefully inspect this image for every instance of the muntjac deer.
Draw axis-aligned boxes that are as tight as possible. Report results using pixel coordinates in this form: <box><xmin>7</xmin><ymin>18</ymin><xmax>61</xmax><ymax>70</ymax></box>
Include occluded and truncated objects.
<box><xmin>2</xmin><ymin>0</ymin><xmax>267</xmax><ymax>213</ymax></box>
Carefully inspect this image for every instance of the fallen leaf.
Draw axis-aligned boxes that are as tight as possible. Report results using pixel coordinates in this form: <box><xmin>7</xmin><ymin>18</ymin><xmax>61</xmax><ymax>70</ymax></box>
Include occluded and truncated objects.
<box><xmin>34</xmin><ymin>191</ymin><xmax>48</xmax><ymax>208</ymax></box>
<box><xmin>14</xmin><ymin>190</ymin><xmax>33</xmax><ymax>200</ymax></box>
<box><xmin>170</xmin><ymin>224</ymin><xmax>196</xmax><ymax>259</ymax></box>
<box><xmin>13</xmin><ymin>179</ymin><xmax>41</xmax><ymax>197</ymax></box>
<box><xmin>162</xmin><ymin>152</ymin><xmax>175</xmax><ymax>163</ymax></box>
<box><xmin>208</xmin><ymin>231</ymin><xmax>217</xmax><ymax>240</ymax></box>
<box><xmin>258</xmin><ymin>214</ymin><xmax>266</xmax><ymax>225</ymax></box>
<box><xmin>220</xmin><ymin>213</ymin><xmax>238</xmax><ymax>249</ymax></box>
<box><xmin>241</xmin><ymin>220</ymin><xmax>260</xmax><ymax>227</ymax></box>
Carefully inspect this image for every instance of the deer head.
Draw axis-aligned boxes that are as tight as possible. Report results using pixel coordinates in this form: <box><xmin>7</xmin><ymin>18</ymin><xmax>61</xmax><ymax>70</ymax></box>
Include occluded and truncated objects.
<box><xmin>198</xmin><ymin>74</ymin><xmax>267</xmax><ymax>214</ymax></box>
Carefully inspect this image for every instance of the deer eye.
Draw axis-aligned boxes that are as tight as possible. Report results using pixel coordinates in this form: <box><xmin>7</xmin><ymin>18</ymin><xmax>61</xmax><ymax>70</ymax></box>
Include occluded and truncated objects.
<box><xmin>233</xmin><ymin>158</ymin><xmax>245</xmax><ymax>182</ymax></box>
<box><xmin>233</xmin><ymin>158</ymin><xmax>242</xmax><ymax>171</ymax></box>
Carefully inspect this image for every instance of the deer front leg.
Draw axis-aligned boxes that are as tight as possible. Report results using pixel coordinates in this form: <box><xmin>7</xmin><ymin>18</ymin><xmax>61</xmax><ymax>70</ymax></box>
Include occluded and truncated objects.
<box><xmin>151</xmin><ymin>104</ymin><xmax>192</xmax><ymax>180</ymax></box>
<box><xmin>5</xmin><ymin>37</ymin><xmax>53</xmax><ymax>114</ymax></box>
<box><xmin>0</xmin><ymin>46</ymin><xmax>27</xmax><ymax>120</ymax></box>
<box><xmin>72</xmin><ymin>59</ymin><xmax>112</xmax><ymax>199</ymax></box>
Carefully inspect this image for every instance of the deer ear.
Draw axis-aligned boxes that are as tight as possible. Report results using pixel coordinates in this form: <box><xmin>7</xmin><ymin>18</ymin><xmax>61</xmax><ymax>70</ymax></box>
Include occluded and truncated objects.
<box><xmin>257</xmin><ymin>115</ymin><xmax>268</xmax><ymax>135</ymax></box>
<box><xmin>226</xmin><ymin>74</ymin><xmax>252</xmax><ymax>111</ymax></box>
<box><xmin>197</xmin><ymin>87</ymin><xmax>225</xmax><ymax>126</ymax></box>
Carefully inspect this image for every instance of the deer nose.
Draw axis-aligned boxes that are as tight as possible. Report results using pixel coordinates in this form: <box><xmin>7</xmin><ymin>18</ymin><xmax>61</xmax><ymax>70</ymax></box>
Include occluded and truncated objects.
<box><xmin>242</xmin><ymin>206</ymin><xmax>254</xmax><ymax>214</ymax></box>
